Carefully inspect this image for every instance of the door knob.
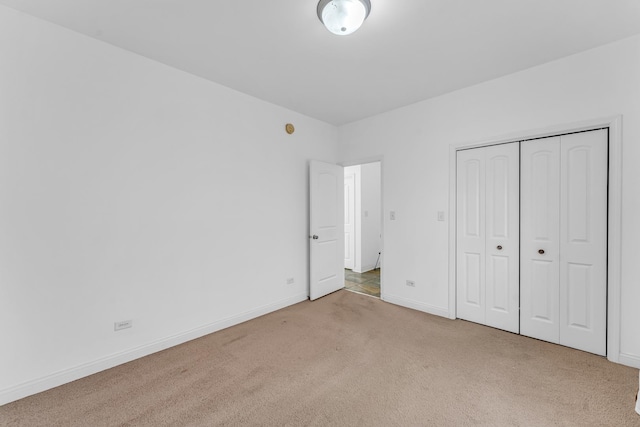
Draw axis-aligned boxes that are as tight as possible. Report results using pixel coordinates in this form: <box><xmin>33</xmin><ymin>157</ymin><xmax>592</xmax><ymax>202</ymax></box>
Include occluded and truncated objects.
<box><xmin>496</xmin><ymin>245</ymin><xmax>503</xmax><ymax>250</ymax></box>
<box><xmin>538</xmin><ymin>249</ymin><xmax>545</xmax><ymax>255</ymax></box>
<box><xmin>311</xmin><ymin>235</ymin><xmax>319</xmax><ymax>240</ymax></box>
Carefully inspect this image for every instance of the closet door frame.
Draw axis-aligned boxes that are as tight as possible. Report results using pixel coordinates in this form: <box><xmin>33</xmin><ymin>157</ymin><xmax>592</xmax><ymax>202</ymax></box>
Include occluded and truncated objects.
<box><xmin>448</xmin><ymin>115</ymin><xmax>623</xmax><ymax>364</ymax></box>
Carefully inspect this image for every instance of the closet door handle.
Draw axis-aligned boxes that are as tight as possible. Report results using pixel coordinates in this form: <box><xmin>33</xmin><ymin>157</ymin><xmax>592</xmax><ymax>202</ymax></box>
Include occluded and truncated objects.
<box><xmin>496</xmin><ymin>245</ymin><xmax>503</xmax><ymax>250</ymax></box>
<box><xmin>538</xmin><ymin>249</ymin><xmax>545</xmax><ymax>255</ymax></box>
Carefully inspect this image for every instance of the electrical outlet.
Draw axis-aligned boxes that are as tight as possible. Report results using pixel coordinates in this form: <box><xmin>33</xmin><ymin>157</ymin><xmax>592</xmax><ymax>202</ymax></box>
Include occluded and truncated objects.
<box><xmin>286</xmin><ymin>277</ymin><xmax>295</xmax><ymax>285</ymax></box>
<box><xmin>406</xmin><ymin>280</ymin><xmax>415</xmax><ymax>287</ymax></box>
<box><xmin>114</xmin><ymin>320</ymin><xmax>132</xmax><ymax>331</ymax></box>
<box><xmin>390</xmin><ymin>211</ymin><xmax>396</xmax><ymax>221</ymax></box>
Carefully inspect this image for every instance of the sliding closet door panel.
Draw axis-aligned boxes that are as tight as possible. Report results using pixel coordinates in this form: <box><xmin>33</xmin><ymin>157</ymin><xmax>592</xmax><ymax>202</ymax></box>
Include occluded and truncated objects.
<box><xmin>456</xmin><ymin>148</ymin><xmax>486</xmax><ymax>324</ymax></box>
<box><xmin>559</xmin><ymin>130</ymin><xmax>607</xmax><ymax>356</ymax></box>
<box><xmin>521</xmin><ymin>137</ymin><xmax>561</xmax><ymax>343</ymax></box>
<box><xmin>485</xmin><ymin>143</ymin><xmax>520</xmax><ymax>333</ymax></box>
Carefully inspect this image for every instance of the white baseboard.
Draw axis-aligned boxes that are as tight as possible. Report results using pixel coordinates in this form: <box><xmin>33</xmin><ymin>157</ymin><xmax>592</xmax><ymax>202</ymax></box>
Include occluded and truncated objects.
<box><xmin>353</xmin><ymin>265</ymin><xmax>379</xmax><ymax>274</ymax></box>
<box><xmin>618</xmin><ymin>352</ymin><xmax>640</xmax><ymax>370</ymax></box>
<box><xmin>0</xmin><ymin>293</ymin><xmax>308</xmax><ymax>406</ymax></box>
<box><xmin>382</xmin><ymin>294</ymin><xmax>450</xmax><ymax>318</ymax></box>
<box><xmin>361</xmin><ymin>264</ymin><xmax>377</xmax><ymax>273</ymax></box>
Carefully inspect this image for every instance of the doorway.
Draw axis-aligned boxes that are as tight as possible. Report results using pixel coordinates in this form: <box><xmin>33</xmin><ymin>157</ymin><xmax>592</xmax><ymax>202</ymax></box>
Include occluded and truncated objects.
<box><xmin>343</xmin><ymin>161</ymin><xmax>382</xmax><ymax>298</ymax></box>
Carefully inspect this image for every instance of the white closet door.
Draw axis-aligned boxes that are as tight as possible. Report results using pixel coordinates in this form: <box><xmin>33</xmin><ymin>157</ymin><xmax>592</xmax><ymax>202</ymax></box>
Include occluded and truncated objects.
<box><xmin>521</xmin><ymin>130</ymin><xmax>607</xmax><ymax>355</ymax></box>
<box><xmin>456</xmin><ymin>148</ymin><xmax>486</xmax><ymax>325</ymax></box>
<box><xmin>484</xmin><ymin>143</ymin><xmax>520</xmax><ymax>333</ymax></box>
<box><xmin>521</xmin><ymin>137</ymin><xmax>561</xmax><ymax>344</ymax></box>
<box><xmin>559</xmin><ymin>130</ymin><xmax>607</xmax><ymax>356</ymax></box>
<box><xmin>457</xmin><ymin>143</ymin><xmax>519</xmax><ymax>333</ymax></box>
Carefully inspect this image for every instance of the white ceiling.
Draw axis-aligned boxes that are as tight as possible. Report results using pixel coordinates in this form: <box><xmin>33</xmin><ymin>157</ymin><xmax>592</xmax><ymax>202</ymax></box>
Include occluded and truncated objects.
<box><xmin>3</xmin><ymin>0</ymin><xmax>640</xmax><ymax>125</ymax></box>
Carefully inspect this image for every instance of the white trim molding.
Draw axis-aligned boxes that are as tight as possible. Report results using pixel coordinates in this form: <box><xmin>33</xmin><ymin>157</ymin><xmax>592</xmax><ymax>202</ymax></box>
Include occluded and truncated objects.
<box><xmin>448</xmin><ymin>116</ymin><xmax>624</xmax><ymax>365</ymax></box>
<box><xmin>619</xmin><ymin>353</ymin><xmax>640</xmax><ymax>370</ymax></box>
<box><xmin>383</xmin><ymin>294</ymin><xmax>450</xmax><ymax>318</ymax></box>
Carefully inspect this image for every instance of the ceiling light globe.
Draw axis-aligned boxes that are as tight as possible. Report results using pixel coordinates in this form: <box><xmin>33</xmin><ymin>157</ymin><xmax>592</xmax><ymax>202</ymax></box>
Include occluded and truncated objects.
<box><xmin>318</xmin><ymin>0</ymin><xmax>371</xmax><ymax>36</ymax></box>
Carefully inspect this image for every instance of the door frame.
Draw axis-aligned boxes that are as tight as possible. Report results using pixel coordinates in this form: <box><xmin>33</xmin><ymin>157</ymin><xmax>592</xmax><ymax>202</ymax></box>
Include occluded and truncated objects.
<box><xmin>448</xmin><ymin>115</ymin><xmax>623</xmax><ymax>364</ymax></box>
<box><xmin>340</xmin><ymin>157</ymin><xmax>385</xmax><ymax>299</ymax></box>
<box><xmin>344</xmin><ymin>170</ymin><xmax>357</xmax><ymax>270</ymax></box>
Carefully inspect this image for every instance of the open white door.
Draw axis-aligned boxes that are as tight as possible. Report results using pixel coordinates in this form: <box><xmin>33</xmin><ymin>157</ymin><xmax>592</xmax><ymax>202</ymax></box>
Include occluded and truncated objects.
<box><xmin>310</xmin><ymin>160</ymin><xmax>345</xmax><ymax>300</ymax></box>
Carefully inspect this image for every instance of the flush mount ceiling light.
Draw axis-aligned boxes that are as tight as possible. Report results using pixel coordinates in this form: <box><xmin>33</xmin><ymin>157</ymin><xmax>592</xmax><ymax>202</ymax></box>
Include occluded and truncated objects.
<box><xmin>317</xmin><ymin>0</ymin><xmax>371</xmax><ymax>36</ymax></box>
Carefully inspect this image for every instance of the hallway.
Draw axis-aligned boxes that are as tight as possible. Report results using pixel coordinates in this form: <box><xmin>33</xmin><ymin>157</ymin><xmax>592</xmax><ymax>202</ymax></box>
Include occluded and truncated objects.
<box><xmin>344</xmin><ymin>269</ymin><xmax>380</xmax><ymax>297</ymax></box>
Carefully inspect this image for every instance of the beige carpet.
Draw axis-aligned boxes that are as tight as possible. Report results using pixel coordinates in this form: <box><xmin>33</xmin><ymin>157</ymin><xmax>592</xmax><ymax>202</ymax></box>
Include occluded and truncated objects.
<box><xmin>2</xmin><ymin>290</ymin><xmax>638</xmax><ymax>426</ymax></box>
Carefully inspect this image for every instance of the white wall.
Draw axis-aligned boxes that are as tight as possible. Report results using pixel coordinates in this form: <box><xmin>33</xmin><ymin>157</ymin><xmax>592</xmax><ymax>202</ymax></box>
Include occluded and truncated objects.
<box><xmin>0</xmin><ymin>6</ymin><xmax>337</xmax><ymax>404</ymax></box>
<box><xmin>359</xmin><ymin>162</ymin><xmax>381</xmax><ymax>272</ymax></box>
<box><xmin>338</xmin><ymin>35</ymin><xmax>640</xmax><ymax>368</ymax></box>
